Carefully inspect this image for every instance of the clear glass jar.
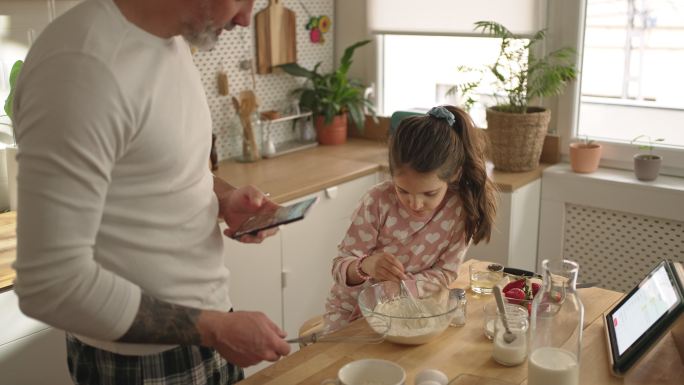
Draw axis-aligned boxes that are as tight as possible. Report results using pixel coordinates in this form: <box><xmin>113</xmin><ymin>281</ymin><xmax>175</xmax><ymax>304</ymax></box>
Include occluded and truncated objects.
<box><xmin>449</xmin><ymin>288</ymin><xmax>467</xmax><ymax>327</ymax></box>
<box><xmin>528</xmin><ymin>259</ymin><xmax>584</xmax><ymax>385</ymax></box>
<box><xmin>492</xmin><ymin>305</ymin><xmax>528</xmax><ymax>366</ymax></box>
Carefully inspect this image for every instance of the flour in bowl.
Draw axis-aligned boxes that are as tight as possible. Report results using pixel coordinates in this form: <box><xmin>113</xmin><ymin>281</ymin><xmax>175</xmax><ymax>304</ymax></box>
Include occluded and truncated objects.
<box><xmin>372</xmin><ymin>296</ymin><xmax>449</xmax><ymax>344</ymax></box>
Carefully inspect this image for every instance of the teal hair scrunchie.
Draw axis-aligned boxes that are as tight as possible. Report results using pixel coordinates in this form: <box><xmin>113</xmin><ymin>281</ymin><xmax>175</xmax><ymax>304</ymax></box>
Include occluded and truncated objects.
<box><xmin>427</xmin><ymin>106</ymin><xmax>455</xmax><ymax>126</ymax></box>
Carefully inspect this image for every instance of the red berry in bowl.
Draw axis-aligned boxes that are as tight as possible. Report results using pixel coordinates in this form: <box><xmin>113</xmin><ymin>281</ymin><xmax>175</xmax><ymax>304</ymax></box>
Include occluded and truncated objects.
<box><xmin>503</xmin><ymin>278</ymin><xmax>526</xmax><ymax>293</ymax></box>
<box><xmin>531</xmin><ymin>282</ymin><xmax>541</xmax><ymax>296</ymax></box>
<box><xmin>504</xmin><ymin>288</ymin><xmax>526</xmax><ymax>305</ymax></box>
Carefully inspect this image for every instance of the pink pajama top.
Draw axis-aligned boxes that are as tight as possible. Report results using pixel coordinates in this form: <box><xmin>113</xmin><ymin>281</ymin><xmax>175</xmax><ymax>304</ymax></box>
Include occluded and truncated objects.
<box><xmin>324</xmin><ymin>181</ymin><xmax>469</xmax><ymax>331</ymax></box>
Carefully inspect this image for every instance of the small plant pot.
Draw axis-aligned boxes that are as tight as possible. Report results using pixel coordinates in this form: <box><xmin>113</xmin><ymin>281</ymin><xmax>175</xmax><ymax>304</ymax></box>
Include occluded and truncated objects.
<box><xmin>315</xmin><ymin>114</ymin><xmax>348</xmax><ymax>145</ymax></box>
<box><xmin>633</xmin><ymin>154</ymin><xmax>662</xmax><ymax>181</ymax></box>
<box><xmin>569</xmin><ymin>142</ymin><xmax>602</xmax><ymax>173</ymax></box>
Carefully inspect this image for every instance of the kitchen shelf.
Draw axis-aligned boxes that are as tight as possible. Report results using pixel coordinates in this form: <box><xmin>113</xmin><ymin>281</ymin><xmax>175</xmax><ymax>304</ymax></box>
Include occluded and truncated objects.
<box><xmin>261</xmin><ymin>111</ymin><xmax>315</xmax><ymax>158</ymax></box>
<box><xmin>261</xmin><ymin>111</ymin><xmax>312</xmax><ymax>124</ymax></box>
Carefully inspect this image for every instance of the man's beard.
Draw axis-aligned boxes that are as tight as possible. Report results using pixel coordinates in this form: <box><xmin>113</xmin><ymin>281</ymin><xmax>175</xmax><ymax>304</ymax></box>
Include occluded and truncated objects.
<box><xmin>182</xmin><ymin>21</ymin><xmax>219</xmax><ymax>51</ymax></box>
<box><xmin>182</xmin><ymin>0</ymin><xmax>221</xmax><ymax>52</ymax></box>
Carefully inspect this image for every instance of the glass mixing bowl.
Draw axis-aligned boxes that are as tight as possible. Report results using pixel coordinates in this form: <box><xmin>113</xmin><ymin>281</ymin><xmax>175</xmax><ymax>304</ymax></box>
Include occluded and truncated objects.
<box><xmin>358</xmin><ymin>280</ymin><xmax>460</xmax><ymax>345</ymax></box>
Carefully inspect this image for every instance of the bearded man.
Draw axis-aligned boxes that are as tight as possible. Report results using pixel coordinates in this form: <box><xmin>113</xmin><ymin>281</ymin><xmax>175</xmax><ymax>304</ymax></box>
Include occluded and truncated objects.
<box><xmin>12</xmin><ymin>1</ymin><xmax>290</xmax><ymax>384</ymax></box>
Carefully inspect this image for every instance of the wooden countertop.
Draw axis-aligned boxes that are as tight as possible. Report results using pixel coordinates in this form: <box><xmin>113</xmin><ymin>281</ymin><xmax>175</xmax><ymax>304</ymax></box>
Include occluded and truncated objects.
<box><xmin>0</xmin><ymin>211</ymin><xmax>16</xmax><ymax>292</ymax></box>
<box><xmin>240</xmin><ymin>259</ymin><xmax>684</xmax><ymax>385</ymax></box>
<box><xmin>215</xmin><ymin>138</ymin><xmax>550</xmax><ymax>200</ymax></box>
<box><xmin>0</xmin><ymin>140</ymin><xmax>548</xmax><ymax>291</ymax></box>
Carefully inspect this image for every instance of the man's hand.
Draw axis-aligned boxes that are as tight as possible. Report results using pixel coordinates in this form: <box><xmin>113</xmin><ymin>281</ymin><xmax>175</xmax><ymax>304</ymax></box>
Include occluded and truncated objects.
<box><xmin>198</xmin><ymin>310</ymin><xmax>291</xmax><ymax>367</ymax></box>
<box><xmin>217</xmin><ymin>185</ymin><xmax>280</xmax><ymax>243</ymax></box>
<box><xmin>361</xmin><ymin>252</ymin><xmax>407</xmax><ymax>282</ymax></box>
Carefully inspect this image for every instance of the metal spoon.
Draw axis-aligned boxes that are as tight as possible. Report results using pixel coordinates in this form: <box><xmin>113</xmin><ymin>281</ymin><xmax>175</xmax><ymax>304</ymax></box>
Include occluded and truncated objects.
<box><xmin>493</xmin><ymin>286</ymin><xmax>516</xmax><ymax>344</ymax></box>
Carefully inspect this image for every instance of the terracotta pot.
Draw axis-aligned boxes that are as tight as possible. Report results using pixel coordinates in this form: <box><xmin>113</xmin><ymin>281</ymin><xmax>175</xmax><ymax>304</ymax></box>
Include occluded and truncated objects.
<box><xmin>569</xmin><ymin>142</ymin><xmax>602</xmax><ymax>173</ymax></box>
<box><xmin>633</xmin><ymin>154</ymin><xmax>662</xmax><ymax>181</ymax></box>
<box><xmin>486</xmin><ymin>107</ymin><xmax>551</xmax><ymax>172</ymax></box>
<box><xmin>315</xmin><ymin>114</ymin><xmax>348</xmax><ymax>145</ymax></box>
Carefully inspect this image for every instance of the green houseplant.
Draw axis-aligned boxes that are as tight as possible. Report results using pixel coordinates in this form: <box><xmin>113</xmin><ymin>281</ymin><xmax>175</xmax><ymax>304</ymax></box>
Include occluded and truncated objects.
<box><xmin>449</xmin><ymin>21</ymin><xmax>578</xmax><ymax>171</ymax></box>
<box><xmin>1</xmin><ymin>59</ymin><xmax>23</xmax><ymax>211</ymax></box>
<box><xmin>1</xmin><ymin>60</ymin><xmax>23</xmax><ymax>145</ymax></box>
<box><xmin>278</xmin><ymin>40</ymin><xmax>375</xmax><ymax>145</ymax></box>
<box><xmin>630</xmin><ymin>135</ymin><xmax>664</xmax><ymax>181</ymax></box>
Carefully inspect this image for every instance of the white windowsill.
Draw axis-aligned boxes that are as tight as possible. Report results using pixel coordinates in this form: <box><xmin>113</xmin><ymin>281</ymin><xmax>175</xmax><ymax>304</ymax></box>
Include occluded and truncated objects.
<box><xmin>546</xmin><ymin>163</ymin><xmax>684</xmax><ymax>194</ymax></box>
<box><xmin>542</xmin><ymin>163</ymin><xmax>684</xmax><ymax>224</ymax></box>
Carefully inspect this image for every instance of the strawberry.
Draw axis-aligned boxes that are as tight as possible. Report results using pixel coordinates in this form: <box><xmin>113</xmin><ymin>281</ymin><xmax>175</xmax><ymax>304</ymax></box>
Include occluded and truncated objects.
<box><xmin>531</xmin><ymin>282</ymin><xmax>541</xmax><ymax>296</ymax></box>
<box><xmin>503</xmin><ymin>278</ymin><xmax>526</xmax><ymax>293</ymax></box>
<box><xmin>504</xmin><ymin>288</ymin><xmax>526</xmax><ymax>305</ymax></box>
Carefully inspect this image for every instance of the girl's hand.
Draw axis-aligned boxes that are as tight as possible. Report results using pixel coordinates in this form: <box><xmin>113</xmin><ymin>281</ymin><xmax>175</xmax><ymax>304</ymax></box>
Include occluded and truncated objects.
<box><xmin>361</xmin><ymin>252</ymin><xmax>407</xmax><ymax>282</ymax></box>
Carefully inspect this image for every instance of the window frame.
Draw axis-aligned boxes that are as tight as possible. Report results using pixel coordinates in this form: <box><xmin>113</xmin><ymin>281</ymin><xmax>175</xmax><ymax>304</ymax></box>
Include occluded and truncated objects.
<box><xmin>554</xmin><ymin>0</ymin><xmax>684</xmax><ymax>177</ymax></box>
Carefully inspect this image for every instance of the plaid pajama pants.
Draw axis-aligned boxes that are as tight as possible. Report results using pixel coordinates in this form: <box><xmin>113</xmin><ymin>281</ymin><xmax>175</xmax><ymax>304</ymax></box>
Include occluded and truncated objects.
<box><xmin>66</xmin><ymin>334</ymin><xmax>244</xmax><ymax>385</ymax></box>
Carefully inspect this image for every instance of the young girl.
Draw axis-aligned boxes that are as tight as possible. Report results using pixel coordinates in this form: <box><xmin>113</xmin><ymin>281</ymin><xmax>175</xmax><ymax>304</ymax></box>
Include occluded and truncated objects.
<box><xmin>324</xmin><ymin>105</ymin><xmax>497</xmax><ymax>331</ymax></box>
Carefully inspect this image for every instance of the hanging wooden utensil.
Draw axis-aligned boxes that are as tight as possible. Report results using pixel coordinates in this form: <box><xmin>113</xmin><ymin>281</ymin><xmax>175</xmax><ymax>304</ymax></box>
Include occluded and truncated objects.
<box><xmin>217</xmin><ymin>60</ymin><xmax>229</xmax><ymax>96</ymax></box>
<box><xmin>255</xmin><ymin>0</ymin><xmax>297</xmax><ymax>74</ymax></box>
<box><xmin>232</xmin><ymin>93</ymin><xmax>260</xmax><ymax>161</ymax></box>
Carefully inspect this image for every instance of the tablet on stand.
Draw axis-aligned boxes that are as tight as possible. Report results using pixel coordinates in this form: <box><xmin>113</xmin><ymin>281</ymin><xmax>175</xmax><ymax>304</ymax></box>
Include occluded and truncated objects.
<box><xmin>603</xmin><ymin>260</ymin><xmax>684</xmax><ymax>376</ymax></box>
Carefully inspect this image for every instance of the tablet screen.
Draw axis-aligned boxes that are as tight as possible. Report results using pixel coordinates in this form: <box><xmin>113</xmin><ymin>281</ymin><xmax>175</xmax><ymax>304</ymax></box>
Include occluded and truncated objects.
<box><xmin>611</xmin><ymin>264</ymin><xmax>680</xmax><ymax>355</ymax></box>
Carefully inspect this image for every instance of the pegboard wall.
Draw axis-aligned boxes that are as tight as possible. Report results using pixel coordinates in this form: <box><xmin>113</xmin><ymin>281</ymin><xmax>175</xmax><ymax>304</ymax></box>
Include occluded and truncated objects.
<box><xmin>562</xmin><ymin>203</ymin><xmax>684</xmax><ymax>293</ymax></box>
<box><xmin>192</xmin><ymin>0</ymin><xmax>334</xmax><ymax>161</ymax></box>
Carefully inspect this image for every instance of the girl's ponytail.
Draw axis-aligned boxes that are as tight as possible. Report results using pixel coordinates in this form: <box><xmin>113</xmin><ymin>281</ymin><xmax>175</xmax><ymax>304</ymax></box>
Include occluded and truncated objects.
<box><xmin>445</xmin><ymin>106</ymin><xmax>497</xmax><ymax>244</ymax></box>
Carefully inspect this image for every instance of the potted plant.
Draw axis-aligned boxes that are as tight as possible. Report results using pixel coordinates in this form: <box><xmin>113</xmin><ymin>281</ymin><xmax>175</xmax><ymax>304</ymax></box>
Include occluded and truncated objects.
<box><xmin>1</xmin><ymin>60</ymin><xmax>23</xmax><ymax>211</ymax></box>
<box><xmin>569</xmin><ymin>135</ymin><xmax>601</xmax><ymax>173</ymax></box>
<box><xmin>448</xmin><ymin>21</ymin><xmax>578</xmax><ymax>172</ymax></box>
<box><xmin>630</xmin><ymin>135</ymin><xmax>664</xmax><ymax>181</ymax></box>
<box><xmin>278</xmin><ymin>40</ymin><xmax>375</xmax><ymax>145</ymax></box>
<box><xmin>1</xmin><ymin>60</ymin><xmax>22</xmax><ymax>145</ymax></box>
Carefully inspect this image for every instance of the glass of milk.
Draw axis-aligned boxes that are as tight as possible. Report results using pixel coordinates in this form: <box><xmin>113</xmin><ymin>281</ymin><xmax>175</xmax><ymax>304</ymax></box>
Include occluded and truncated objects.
<box><xmin>527</xmin><ymin>259</ymin><xmax>584</xmax><ymax>385</ymax></box>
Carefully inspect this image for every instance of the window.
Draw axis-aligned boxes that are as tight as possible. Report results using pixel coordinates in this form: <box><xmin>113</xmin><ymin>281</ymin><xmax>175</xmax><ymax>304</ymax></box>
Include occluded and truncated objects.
<box><xmin>575</xmin><ymin>0</ymin><xmax>684</xmax><ymax>171</ymax></box>
<box><xmin>381</xmin><ymin>34</ymin><xmax>528</xmax><ymax>128</ymax></box>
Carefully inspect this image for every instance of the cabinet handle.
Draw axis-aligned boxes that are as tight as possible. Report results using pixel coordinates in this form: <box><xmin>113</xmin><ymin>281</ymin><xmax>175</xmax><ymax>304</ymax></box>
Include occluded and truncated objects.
<box><xmin>281</xmin><ymin>270</ymin><xmax>289</xmax><ymax>289</ymax></box>
<box><xmin>325</xmin><ymin>186</ymin><xmax>338</xmax><ymax>199</ymax></box>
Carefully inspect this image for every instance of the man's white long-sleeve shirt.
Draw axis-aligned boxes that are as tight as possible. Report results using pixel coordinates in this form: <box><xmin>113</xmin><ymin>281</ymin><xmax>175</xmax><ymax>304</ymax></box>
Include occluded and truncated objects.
<box><xmin>12</xmin><ymin>0</ymin><xmax>230</xmax><ymax>355</ymax></box>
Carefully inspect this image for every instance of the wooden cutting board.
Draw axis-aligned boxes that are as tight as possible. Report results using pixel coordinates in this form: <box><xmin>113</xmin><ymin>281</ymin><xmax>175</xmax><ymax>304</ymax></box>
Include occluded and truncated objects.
<box><xmin>255</xmin><ymin>0</ymin><xmax>297</xmax><ymax>74</ymax></box>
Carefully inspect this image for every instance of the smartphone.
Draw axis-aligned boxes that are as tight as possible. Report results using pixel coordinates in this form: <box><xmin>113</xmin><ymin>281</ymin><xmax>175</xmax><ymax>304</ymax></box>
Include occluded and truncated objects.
<box><xmin>230</xmin><ymin>196</ymin><xmax>319</xmax><ymax>239</ymax></box>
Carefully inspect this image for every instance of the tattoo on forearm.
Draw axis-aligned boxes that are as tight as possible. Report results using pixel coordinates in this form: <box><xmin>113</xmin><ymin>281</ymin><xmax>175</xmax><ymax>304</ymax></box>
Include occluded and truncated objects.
<box><xmin>117</xmin><ymin>293</ymin><xmax>202</xmax><ymax>345</ymax></box>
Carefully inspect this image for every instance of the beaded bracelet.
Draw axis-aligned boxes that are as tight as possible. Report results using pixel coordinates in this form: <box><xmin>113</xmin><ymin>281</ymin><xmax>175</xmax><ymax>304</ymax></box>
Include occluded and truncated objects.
<box><xmin>355</xmin><ymin>254</ymin><xmax>371</xmax><ymax>281</ymax></box>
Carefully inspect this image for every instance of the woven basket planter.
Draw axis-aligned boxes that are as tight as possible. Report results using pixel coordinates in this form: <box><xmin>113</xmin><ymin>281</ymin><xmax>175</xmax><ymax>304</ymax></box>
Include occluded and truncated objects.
<box><xmin>486</xmin><ymin>107</ymin><xmax>551</xmax><ymax>172</ymax></box>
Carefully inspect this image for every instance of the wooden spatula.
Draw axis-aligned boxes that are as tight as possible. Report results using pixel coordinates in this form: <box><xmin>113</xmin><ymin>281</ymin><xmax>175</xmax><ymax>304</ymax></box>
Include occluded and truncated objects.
<box><xmin>232</xmin><ymin>92</ymin><xmax>260</xmax><ymax>161</ymax></box>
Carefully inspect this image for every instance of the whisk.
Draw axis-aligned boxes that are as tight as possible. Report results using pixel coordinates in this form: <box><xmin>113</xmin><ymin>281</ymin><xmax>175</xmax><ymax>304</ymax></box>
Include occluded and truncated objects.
<box><xmin>286</xmin><ymin>330</ymin><xmax>385</xmax><ymax>346</ymax></box>
<box><xmin>399</xmin><ymin>279</ymin><xmax>428</xmax><ymax>316</ymax></box>
<box><xmin>286</xmin><ymin>315</ymin><xmax>389</xmax><ymax>346</ymax></box>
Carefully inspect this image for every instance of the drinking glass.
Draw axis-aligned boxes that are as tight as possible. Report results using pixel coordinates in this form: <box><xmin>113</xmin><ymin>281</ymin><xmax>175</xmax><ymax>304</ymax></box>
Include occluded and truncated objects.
<box><xmin>469</xmin><ymin>261</ymin><xmax>504</xmax><ymax>294</ymax></box>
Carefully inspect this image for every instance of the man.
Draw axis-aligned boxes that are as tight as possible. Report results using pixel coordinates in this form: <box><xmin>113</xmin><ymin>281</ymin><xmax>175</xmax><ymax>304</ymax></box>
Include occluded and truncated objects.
<box><xmin>12</xmin><ymin>0</ymin><xmax>290</xmax><ymax>384</ymax></box>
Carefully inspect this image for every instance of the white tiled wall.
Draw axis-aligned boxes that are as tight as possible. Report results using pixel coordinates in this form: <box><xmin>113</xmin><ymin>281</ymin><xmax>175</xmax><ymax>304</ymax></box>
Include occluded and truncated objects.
<box><xmin>0</xmin><ymin>0</ymin><xmax>335</xmax><ymax>161</ymax></box>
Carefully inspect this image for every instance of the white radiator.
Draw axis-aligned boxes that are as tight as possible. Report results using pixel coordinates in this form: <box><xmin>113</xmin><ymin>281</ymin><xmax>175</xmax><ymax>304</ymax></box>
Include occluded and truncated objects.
<box><xmin>562</xmin><ymin>203</ymin><xmax>684</xmax><ymax>292</ymax></box>
<box><xmin>538</xmin><ymin>164</ymin><xmax>684</xmax><ymax>293</ymax></box>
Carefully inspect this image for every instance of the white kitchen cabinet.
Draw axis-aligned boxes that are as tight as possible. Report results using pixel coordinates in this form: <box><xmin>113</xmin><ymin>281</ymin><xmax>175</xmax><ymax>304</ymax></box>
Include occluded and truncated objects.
<box><xmin>222</xmin><ymin>231</ymin><xmax>283</xmax><ymax>328</ymax></box>
<box><xmin>467</xmin><ymin>179</ymin><xmax>541</xmax><ymax>272</ymax></box>
<box><xmin>0</xmin><ymin>290</ymin><xmax>72</xmax><ymax>385</ymax></box>
<box><xmin>280</xmin><ymin>173</ymin><xmax>378</xmax><ymax>341</ymax></box>
<box><xmin>221</xmin><ymin>173</ymin><xmax>378</xmax><ymax>375</ymax></box>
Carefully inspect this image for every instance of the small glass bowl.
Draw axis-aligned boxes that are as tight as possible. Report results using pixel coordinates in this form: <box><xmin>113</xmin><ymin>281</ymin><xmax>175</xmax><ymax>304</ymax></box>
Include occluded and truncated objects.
<box><xmin>498</xmin><ymin>274</ymin><xmax>543</xmax><ymax>314</ymax></box>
